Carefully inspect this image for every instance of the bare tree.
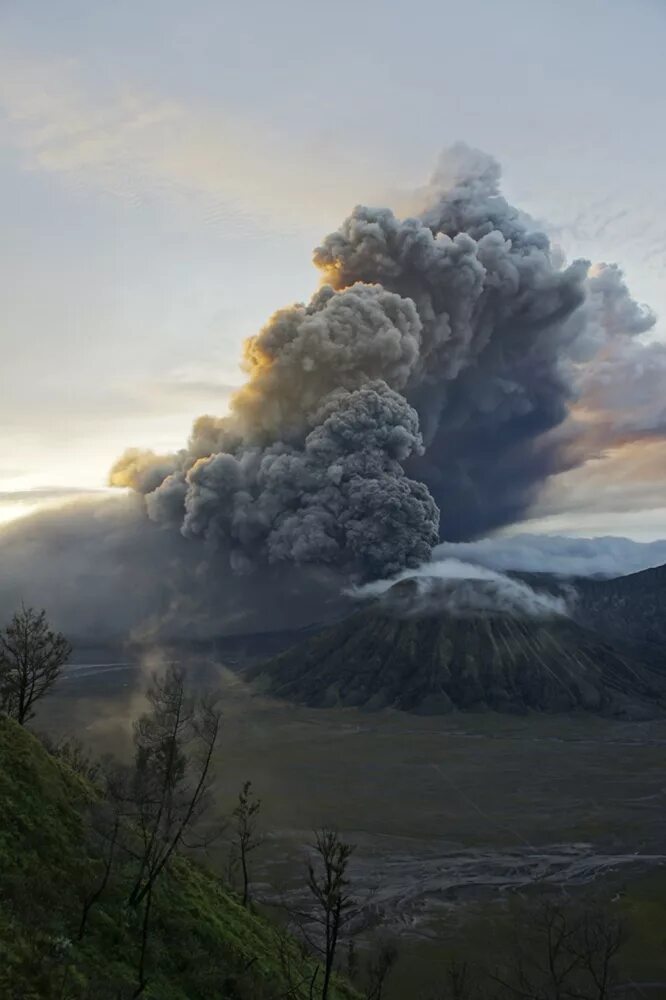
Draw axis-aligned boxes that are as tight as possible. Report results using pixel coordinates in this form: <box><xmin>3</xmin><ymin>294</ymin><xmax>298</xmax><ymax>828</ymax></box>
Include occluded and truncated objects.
<box><xmin>232</xmin><ymin>780</ymin><xmax>262</xmax><ymax>907</ymax></box>
<box><xmin>77</xmin><ymin>774</ymin><xmax>128</xmax><ymax>942</ymax></box>
<box><xmin>573</xmin><ymin>908</ymin><xmax>628</xmax><ymax>999</ymax></box>
<box><xmin>271</xmin><ymin>924</ymin><xmax>321</xmax><ymax>1000</ymax></box>
<box><xmin>126</xmin><ymin>665</ymin><xmax>221</xmax><ymax>909</ymax></box>
<box><xmin>418</xmin><ymin>901</ymin><xmax>632</xmax><ymax>1000</ymax></box>
<box><xmin>306</xmin><ymin>828</ymin><xmax>356</xmax><ymax>1000</ymax></box>
<box><xmin>364</xmin><ymin>939</ymin><xmax>398</xmax><ymax>1000</ymax></box>
<box><xmin>48</xmin><ymin>734</ymin><xmax>105</xmax><ymax>785</ymax></box>
<box><xmin>0</xmin><ymin>606</ymin><xmax>71</xmax><ymax>724</ymax></box>
<box><xmin>442</xmin><ymin>957</ymin><xmax>481</xmax><ymax>1000</ymax></box>
<box><xmin>132</xmin><ymin>884</ymin><xmax>153</xmax><ymax>999</ymax></box>
<box><xmin>489</xmin><ymin>901</ymin><xmax>627</xmax><ymax>1000</ymax></box>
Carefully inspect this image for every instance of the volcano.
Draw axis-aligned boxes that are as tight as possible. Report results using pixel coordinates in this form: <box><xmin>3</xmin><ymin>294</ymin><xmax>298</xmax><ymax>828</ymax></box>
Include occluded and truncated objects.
<box><xmin>249</xmin><ymin>579</ymin><xmax>666</xmax><ymax>718</ymax></box>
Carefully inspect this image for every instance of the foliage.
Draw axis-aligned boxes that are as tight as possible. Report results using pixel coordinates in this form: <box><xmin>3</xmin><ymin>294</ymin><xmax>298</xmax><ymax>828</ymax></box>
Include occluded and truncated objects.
<box><xmin>127</xmin><ymin>665</ymin><xmax>221</xmax><ymax>909</ymax></box>
<box><xmin>231</xmin><ymin>780</ymin><xmax>262</xmax><ymax>908</ymax></box>
<box><xmin>0</xmin><ymin>606</ymin><xmax>71</xmax><ymax>724</ymax></box>
<box><xmin>307</xmin><ymin>829</ymin><xmax>357</xmax><ymax>1000</ymax></box>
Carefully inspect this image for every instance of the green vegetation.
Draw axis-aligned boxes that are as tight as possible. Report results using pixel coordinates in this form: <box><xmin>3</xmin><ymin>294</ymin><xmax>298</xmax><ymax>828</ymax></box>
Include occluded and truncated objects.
<box><xmin>3</xmin><ymin>591</ymin><xmax>665</xmax><ymax>1000</ymax></box>
<box><xmin>0</xmin><ymin>606</ymin><xmax>71</xmax><ymax>725</ymax></box>
<box><xmin>0</xmin><ymin>715</ymin><xmax>358</xmax><ymax>1000</ymax></box>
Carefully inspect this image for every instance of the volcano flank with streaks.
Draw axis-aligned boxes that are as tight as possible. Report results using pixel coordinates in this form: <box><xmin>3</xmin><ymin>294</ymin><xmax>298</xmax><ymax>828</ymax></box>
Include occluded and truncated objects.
<box><xmin>250</xmin><ymin>578</ymin><xmax>666</xmax><ymax>718</ymax></box>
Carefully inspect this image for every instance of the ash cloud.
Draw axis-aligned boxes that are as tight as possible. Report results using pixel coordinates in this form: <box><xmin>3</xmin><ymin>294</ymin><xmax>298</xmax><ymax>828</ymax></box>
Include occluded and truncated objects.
<box><xmin>111</xmin><ymin>142</ymin><xmax>662</xmax><ymax>582</ymax></box>
<box><xmin>315</xmin><ymin>146</ymin><xmax>658</xmax><ymax>541</ymax></box>
<box><xmin>112</xmin><ymin>286</ymin><xmax>438</xmax><ymax>578</ymax></box>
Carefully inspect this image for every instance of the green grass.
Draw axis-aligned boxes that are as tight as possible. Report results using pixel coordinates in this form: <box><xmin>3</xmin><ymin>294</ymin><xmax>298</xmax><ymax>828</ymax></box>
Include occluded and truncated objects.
<box><xmin>0</xmin><ymin>716</ymin><xmax>358</xmax><ymax>1000</ymax></box>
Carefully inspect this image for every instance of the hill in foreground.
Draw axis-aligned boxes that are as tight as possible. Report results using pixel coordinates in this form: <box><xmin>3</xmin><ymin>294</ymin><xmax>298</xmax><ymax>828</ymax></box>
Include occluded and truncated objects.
<box><xmin>250</xmin><ymin>580</ymin><xmax>666</xmax><ymax>719</ymax></box>
<box><xmin>0</xmin><ymin>716</ymin><xmax>356</xmax><ymax>1000</ymax></box>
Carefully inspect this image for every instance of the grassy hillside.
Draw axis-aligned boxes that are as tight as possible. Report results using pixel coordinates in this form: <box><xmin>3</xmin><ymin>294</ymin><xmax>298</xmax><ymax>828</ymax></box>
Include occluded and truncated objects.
<box><xmin>0</xmin><ymin>716</ymin><xmax>357</xmax><ymax>1000</ymax></box>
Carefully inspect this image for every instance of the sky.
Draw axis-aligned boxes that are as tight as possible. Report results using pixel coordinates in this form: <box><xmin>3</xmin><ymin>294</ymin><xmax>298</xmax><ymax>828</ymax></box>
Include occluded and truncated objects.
<box><xmin>1</xmin><ymin>0</ymin><xmax>665</xmax><ymax>538</ymax></box>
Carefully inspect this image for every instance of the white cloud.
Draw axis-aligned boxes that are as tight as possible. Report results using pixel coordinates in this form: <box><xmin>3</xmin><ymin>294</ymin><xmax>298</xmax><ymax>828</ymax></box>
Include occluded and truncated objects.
<box><xmin>435</xmin><ymin>533</ymin><xmax>666</xmax><ymax>578</ymax></box>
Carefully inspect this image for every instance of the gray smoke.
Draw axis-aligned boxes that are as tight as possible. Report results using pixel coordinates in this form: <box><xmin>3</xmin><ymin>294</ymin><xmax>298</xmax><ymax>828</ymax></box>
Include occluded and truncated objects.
<box><xmin>115</xmin><ymin>380</ymin><xmax>438</xmax><ymax>578</ymax></box>
<box><xmin>315</xmin><ymin>146</ymin><xmax>656</xmax><ymax>540</ymax></box>
<box><xmin>110</xmin><ymin>143</ymin><xmax>660</xmax><ymax>577</ymax></box>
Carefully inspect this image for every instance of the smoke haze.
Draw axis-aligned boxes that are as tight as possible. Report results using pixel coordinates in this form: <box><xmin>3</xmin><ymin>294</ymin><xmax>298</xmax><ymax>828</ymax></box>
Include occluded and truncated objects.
<box><xmin>0</xmin><ymin>495</ymin><xmax>347</xmax><ymax>639</ymax></box>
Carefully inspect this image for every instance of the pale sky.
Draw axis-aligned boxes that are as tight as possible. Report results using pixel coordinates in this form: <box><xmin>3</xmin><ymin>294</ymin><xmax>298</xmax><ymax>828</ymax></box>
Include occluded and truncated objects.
<box><xmin>1</xmin><ymin>0</ymin><xmax>665</xmax><ymax>536</ymax></box>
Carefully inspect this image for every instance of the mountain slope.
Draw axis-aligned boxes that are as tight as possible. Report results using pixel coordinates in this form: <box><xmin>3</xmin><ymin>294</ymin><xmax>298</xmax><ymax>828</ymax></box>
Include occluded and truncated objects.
<box><xmin>575</xmin><ymin>563</ymin><xmax>666</xmax><ymax>667</ymax></box>
<box><xmin>250</xmin><ymin>593</ymin><xmax>666</xmax><ymax>719</ymax></box>
<box><xmin>0</xmin><ymin>716</ymin><xmax>355</xmax><ymax>1000</ymax></box>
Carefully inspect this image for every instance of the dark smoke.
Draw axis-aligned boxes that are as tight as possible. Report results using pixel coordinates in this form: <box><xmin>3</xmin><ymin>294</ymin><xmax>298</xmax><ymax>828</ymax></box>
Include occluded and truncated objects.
<box><xmin>314</xmin><ymin>146</ymin><xmax>654</xmax><ymax>539</ymax></box>
<box><xmin>101</xmin><ymin>144</ymin><xmax>657</xmax><ymax>578</ymax></box>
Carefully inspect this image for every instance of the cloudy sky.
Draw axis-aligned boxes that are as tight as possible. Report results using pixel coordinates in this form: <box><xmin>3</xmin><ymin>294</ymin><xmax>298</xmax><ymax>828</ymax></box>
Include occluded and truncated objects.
<box><xmin>2</xmin><ymin>0</ymin><xmax>665</xmax><ymax>537</ymax></box>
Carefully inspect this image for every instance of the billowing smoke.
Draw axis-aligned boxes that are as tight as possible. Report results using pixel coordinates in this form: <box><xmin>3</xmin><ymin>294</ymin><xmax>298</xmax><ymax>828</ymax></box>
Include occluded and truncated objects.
<box><xmin>314</xmin><ymin>148</ymin><xmax>656</xmax><ymax>540</ymax></box>
<box><xmin>113</xmin><ymin>380</ymin><xmax>438</xmax><ymax>579</ymax></box>
<box><xmin>112</xmin><ymin>297</ymin><xmax>439</xmax><ymax>578</ymax></box>
<box><xmin>103</xmin><ymin>143</ymin><xmax>659</xmax><ymax>582</ymax></box>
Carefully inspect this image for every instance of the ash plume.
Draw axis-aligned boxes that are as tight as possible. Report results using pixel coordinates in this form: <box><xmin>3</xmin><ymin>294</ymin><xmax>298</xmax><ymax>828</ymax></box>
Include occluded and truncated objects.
<box><xmin>103</xmin><ymin>143</ymin><xmax>660</xmax><ymax>581</ymax></box>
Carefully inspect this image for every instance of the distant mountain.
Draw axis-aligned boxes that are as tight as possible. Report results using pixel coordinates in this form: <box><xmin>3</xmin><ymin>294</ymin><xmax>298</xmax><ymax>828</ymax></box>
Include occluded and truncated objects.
<box><xmin>249</xmin><ymin>579</ymin><xmax>666</xmax><ymax>719</ymax></box>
